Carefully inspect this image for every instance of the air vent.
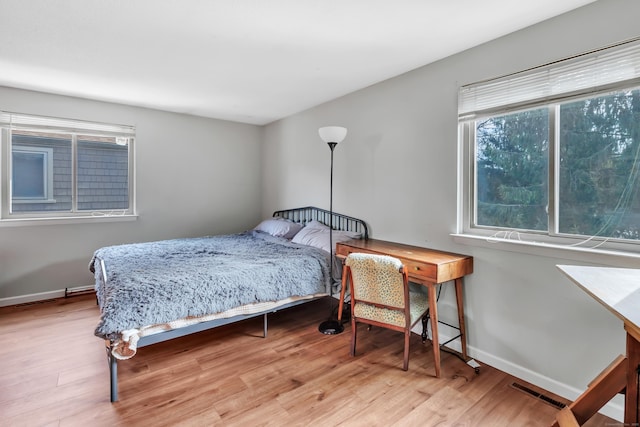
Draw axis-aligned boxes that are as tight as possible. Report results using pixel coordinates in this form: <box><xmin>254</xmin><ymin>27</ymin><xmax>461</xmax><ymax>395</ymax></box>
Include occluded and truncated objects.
<box><xmin>510</xmin><ymin>382</ymin><xmax>567</xmax><ymax>409</ymax></box>
<box><xmin>14</xmin><ymin>299</ymin><xmax>57</xmax><ymax>307</ymax></box>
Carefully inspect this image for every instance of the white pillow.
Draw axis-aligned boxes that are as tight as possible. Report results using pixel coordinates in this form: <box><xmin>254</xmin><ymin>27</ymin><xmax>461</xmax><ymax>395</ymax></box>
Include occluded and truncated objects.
<box><xmin>253</xmin><ymin>218</ymin><xmax>303</xmax><ymax>239</ymax></box>
<box><xmin>304</xmin><ymin>220</ymin><xmax>329</xmax><ymax>230</ymax></box>
<box><xmin>291</xmin><ymin>226</ymin><xmax>361</xmax><ymax>252</ymax></box>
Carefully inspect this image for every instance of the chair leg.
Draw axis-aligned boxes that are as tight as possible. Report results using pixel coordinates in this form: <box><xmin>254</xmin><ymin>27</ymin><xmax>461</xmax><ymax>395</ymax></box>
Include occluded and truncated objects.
<box><xmin>403</xmin><ymin>330</ymin><xmax>410</xmax><ymax>371</ymax></box>
<box><xmin>350</xmin><ymin>318</ymin><xmax>357</xmax><ymax>357</ymax></box>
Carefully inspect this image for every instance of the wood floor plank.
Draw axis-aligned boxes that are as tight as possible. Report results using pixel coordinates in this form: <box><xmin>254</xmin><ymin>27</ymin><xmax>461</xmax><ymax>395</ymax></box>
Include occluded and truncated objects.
<box><xmin>391</xmin><ymin>385</ymin><xmax>475</xmax><ymax>426</ymax></box>
<box><xmin>344</xmin><ymin>379</ymin><xmax>433</xmax><ymax>426</ymax></box>
<box><xmin>0</xmin><ymin>294</ymin><xmax>618</xmax><ymax>426</ymax></box>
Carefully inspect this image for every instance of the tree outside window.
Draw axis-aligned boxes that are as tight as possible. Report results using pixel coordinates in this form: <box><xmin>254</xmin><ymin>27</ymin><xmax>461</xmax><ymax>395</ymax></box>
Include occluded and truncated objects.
<box><xmin>473</xmin><ymin>89</ymin><xmax>640</xmax><ymax>242</ymax></box>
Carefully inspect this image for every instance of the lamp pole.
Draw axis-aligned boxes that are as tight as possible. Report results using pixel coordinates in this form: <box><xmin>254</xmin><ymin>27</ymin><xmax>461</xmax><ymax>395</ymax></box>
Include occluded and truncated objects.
<box><xmin>328</xmin><ymin>141</ymin><xmax>337</xmax><ymax>269</ymax></box>
<box><xmin>317</xmin><ymin>127</ymin><xmax>347</xmax><ymax>335</ymax></box>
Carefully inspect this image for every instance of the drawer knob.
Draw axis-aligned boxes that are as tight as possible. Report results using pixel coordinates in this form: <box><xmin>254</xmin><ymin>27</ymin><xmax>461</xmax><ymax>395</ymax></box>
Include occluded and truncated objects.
<box><xmin>414</xmin><ymin>266</ymin><xmax>420</xmax><ymax>271</ymax></box>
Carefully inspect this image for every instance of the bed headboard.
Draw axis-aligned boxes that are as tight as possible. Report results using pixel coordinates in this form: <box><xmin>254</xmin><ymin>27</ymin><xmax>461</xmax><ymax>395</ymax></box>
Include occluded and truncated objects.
<box><xmin>272</xmin><ymin>206</ymin><xmax>369</xmax><ymax>240</ymax></box>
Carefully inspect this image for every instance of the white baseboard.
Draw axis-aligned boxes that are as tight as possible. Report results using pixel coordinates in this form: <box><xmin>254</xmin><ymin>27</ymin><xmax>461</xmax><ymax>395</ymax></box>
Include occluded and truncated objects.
<box><xmin>0</xmin><ymin>285</ymin><xmax>94</xmax><ymax>307</ymax></box>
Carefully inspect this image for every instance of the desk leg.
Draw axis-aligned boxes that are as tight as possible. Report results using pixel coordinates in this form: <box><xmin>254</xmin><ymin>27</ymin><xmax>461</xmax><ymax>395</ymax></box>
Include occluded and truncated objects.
<box><xmin>454</xmin><ymin>278</ymin><xmax>468</xmax><ymax>360</ymax></box>
<box><xmin>337</xmin><ymin>264</ymin><xmax>348</xmax><ymax>323</ymax></box>
<box><xmin>427</xmin><ymin>282</ymin><xmax>441</xmax><ymax>378</ymax></box>
<box><xmin>625</xmin><ymin>331</ymin><xmax>640</xmax><ymax>425</ymax></box>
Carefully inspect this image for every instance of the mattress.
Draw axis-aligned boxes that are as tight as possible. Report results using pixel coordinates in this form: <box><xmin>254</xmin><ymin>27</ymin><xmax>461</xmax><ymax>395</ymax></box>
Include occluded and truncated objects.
<box><xmin>90</xmin><ymin>231</ymin><xmax>331</xmax><ymax>359</ymax></box>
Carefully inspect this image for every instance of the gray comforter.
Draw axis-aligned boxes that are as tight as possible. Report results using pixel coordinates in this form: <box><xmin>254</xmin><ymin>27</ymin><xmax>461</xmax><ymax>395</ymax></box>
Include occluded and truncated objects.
<box><xmin>90</xmin><ymin>231</ymin><xmax>331</xmax><ymax>340</ymax></box>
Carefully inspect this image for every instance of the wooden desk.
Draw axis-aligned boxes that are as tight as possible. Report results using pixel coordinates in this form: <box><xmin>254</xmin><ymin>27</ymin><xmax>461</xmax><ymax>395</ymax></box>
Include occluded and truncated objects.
<box><xmin>555</xmin><ymin>265</ymin><xmax>640</xmax><ymax>426</ymax></box>
<box><xmin>335</xmin><ymin>238</ymin><xmax>473</xmax><ymax>378</ymax></box>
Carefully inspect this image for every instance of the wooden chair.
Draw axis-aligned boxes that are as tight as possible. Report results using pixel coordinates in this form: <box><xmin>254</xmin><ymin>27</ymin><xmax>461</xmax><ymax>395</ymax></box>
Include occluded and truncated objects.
<box><xmin>344</xmin><ymin>252</ymin><xmax>429</xmax><ymax>371</ymax></box>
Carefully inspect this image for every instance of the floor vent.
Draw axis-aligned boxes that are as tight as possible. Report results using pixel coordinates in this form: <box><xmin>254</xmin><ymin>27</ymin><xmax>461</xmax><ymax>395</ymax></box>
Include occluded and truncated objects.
<box><xmin>14</xmin><ymin>299</ymin><xmax>58</xmax><ymax>307</ymax></box>
<box><xmin>510</xmin><ymin>382</ymin><xmax>566</xmax><ymax>409</ymax></box>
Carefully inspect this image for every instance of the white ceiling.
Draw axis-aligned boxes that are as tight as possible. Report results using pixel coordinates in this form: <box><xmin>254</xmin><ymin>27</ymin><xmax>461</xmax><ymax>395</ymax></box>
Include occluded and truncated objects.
<box><xmin>0</xmin><ymin>0</ymin><xmax>596</xmax><ymax>125</ymax></box>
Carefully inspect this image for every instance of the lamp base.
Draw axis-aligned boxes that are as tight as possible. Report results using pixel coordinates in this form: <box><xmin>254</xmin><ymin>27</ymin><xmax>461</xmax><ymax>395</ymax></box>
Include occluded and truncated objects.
<box><xmin>318</xmin><ymin>319</ymin><xmax>344</xmax><ymax>335</ymax></box>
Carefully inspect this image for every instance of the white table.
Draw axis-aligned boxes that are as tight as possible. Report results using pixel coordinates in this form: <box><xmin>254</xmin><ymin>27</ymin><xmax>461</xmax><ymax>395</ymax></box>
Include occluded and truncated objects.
<box><xmin>555</xmin><ymin>265</ymin><xmax>640</xmax><ymax>426</ymax></box>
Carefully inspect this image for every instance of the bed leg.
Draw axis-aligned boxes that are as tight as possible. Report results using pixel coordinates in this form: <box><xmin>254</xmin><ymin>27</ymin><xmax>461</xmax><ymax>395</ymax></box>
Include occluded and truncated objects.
<box><xmin>106</xmin><ymin>343</ymin><xmax>118</xmax><ymax>402</ymax></box>
<box><xmin>263</xmin><ymin>313</ymin><xmax>268</xmax><ymax>338</ymax></box>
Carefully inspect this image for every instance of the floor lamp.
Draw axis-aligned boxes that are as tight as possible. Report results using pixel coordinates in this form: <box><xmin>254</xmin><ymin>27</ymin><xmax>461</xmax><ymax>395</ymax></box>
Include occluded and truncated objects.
<box><xmin>317</xmin><ymin>126</ymin><xmax>347</xmax><ymax>335</ymax></box>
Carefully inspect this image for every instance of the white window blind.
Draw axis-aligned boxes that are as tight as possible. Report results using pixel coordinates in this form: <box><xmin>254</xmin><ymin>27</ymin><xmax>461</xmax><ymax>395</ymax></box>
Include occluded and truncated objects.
<box><xmin>458</xmin><ymin>37</ymin><xmax>640</xmax><ymax>121</ymax></box>
<box><xmin>0</xmin><ymin>111</ymin><xmax>135</xmax><ymax>137</ymax></box>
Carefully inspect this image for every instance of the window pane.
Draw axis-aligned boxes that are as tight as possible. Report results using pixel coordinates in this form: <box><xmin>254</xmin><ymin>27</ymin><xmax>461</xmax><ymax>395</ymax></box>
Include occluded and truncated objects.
<box><xmin>559</xmin><ymin>90</ymin><xmax>640</xmax><ymax>241</ymax></box>
<box><xmin>475</xmin><ymin>109</ymin><xmax>549</xmax><ymax>230</ymax></box>
<box><xmin>77</xmin><ymin>136</ymin><xmax>129</xmax><ymax>211</ymax></box>
<box><xmin>13</xmin><ymin>151</ymin><xmax>45</xmax><ymax>198</ymax></box>
<box><xmin>11</xmin><ymin>131</ymin><xmax>72</xmax><ymax>213</ymax></box>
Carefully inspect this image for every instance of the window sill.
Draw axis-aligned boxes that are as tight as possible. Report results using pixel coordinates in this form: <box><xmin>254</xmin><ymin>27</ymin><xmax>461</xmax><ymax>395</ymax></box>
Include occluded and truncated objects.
<box><xmin>451</xmin><ymin>233</ymin><xmax>640</xmax><ymax>268</ymax></box>
<box><xmin>0</xmin><ymin>214</ymin><xmax>138</xmax><ymax>227</ymax></box>
<box><xmin>13</xmin><ymin>198</ymin><xmax>57</xmax><ymax>204</ymax></box>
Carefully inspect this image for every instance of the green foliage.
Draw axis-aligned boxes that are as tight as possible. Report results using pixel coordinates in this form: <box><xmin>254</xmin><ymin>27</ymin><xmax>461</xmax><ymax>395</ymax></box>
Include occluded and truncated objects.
<box><xmin>476</xmin><ymin>108</ymin><xmax>548</xmax><ymax>230</ymax></box>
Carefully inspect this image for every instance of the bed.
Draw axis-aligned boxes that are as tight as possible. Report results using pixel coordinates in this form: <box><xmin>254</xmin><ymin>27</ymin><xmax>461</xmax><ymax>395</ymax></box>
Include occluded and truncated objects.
<box><xmin>90</xmin><ymin>206</ymin><xmax>368</xmax><ymax>402</ymax></box>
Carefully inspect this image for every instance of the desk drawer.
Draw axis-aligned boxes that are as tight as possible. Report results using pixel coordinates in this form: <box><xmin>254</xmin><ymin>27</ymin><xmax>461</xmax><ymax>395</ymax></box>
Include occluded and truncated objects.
<box><xmin>403</xmin><ymin>260</ymin><xmax>437</xmax><ymax>282</ymax></box>
<box><xmin>336</xmin><ymin>245</ymin><xmax>438</xmax><ymax>282</ymax></box>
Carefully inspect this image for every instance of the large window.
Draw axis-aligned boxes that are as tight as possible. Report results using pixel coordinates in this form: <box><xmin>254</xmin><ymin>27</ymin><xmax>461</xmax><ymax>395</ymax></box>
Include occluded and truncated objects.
<box><xmin>458</xmin><ymin>39</ymin><xmax>640</xmax><ymax>254</ymax></box>
<box><xmin>1</xmin><ymin>112</ymin><xmax>135</xmax><ymax>221</ymax></box>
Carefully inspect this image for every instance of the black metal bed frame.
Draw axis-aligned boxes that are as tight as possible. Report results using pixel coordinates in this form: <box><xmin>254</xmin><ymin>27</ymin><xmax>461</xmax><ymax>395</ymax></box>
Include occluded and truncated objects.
<box><xmin>104</xmin><ymin>206</ymin><xmax>368</xmax><ymax>402</ymax></box>
<box><xmin>273</xmin><ymin>206</ymin><xmax>369</xmax><ymax>240</ymax></box>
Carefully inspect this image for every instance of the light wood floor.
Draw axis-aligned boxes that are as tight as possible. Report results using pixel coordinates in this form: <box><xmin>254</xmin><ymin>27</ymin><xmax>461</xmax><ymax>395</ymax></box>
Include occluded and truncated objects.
<box><xmin>0</xmin><ymin>294</ymin><xmax>615</xmax><ymax>426</ymax></box>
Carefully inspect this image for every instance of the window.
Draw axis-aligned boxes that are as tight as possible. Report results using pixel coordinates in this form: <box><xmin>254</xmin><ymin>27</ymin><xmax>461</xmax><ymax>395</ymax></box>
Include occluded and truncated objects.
<box><xmin>12</xmin><ymin>145</ymin><xmax>54</xmax><ymax>202</ymax></box>
<box><xmin>1</xmin><ymin>112</ymin><xmax>135</xmax><ymax>221</ymax></box>
<box><xmin>458</xmin><ymin>38</ymin><xmax>640</xmax><ymax>254</ymax></box>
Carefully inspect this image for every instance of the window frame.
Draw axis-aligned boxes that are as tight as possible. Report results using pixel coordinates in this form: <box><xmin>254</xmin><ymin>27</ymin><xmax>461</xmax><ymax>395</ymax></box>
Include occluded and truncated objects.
<box><xmin>458</xmin><ymin>90</ymin><xmax>640</xmax><ymax>258</ymax></box>
<box><xmin>0</xmin><ymin>112</ymin><xmax>136</xmax><ymax>225</ymax></box>
<box><xmin>456</xmin><ymin>36</ymin><xmax>640</xmax><ymax>259</ymax></box>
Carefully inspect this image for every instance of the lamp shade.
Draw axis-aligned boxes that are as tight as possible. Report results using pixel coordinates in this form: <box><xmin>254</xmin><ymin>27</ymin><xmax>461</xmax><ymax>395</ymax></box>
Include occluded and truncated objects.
<box><xmin>318</xmin><ymin>126</ymin><xmax>347</xmax><ymax>144</ymax></box>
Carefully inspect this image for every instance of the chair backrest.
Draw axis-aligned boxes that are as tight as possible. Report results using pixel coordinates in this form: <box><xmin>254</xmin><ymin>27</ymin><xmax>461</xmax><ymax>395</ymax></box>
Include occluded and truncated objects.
<box><xmin>346</xmin><ymin>252</ymin><xmax>408</xmax><ymax>312</ymax></box>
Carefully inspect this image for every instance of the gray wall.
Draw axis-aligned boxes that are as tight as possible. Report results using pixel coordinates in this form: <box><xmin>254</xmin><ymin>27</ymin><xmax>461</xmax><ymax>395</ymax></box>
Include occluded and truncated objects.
<box><xmin>0</xmin><ymin>86</ymin><xmax>262</xmax><ymax>299</ymax></box>
<box><xmin>261</xmin><ymin>0</ymin><xmax>639</xmax><ymax>420</ymax></box>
